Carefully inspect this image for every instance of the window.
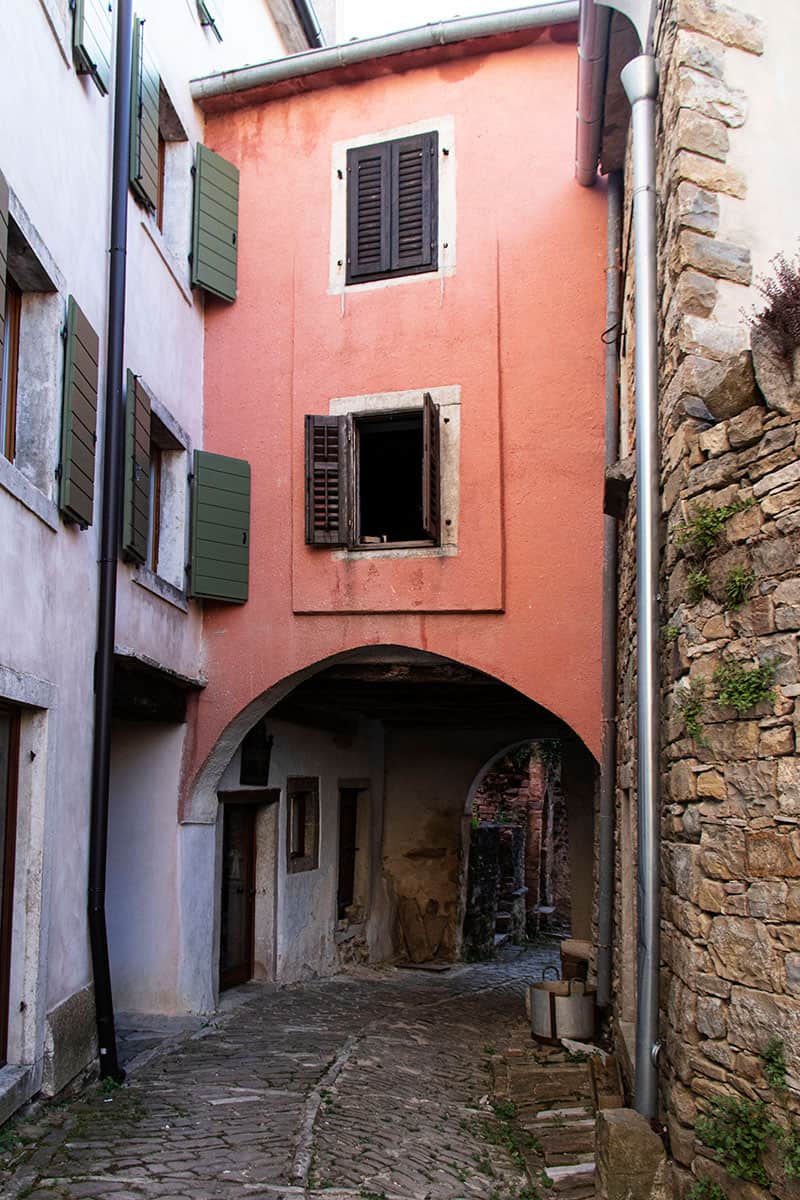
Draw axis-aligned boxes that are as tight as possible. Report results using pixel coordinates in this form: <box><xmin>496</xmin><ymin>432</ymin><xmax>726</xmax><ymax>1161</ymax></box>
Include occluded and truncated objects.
<box><xmin>305</xmin><ymin>392</ymin><xmax>440</xmax><ymax>549</ymax></box>
<box><xmin>0</xmin><ymin>277</ymin><xmax>20</xmax><ymax>462</ymax></box>
<box><xmin>239</xmin><ymin>721</ymin><xmax>273</xmax><ymax>787</ymax></box>
<box><xmin>144</xmin><ymin>413</ymin><xmax>185</xmax><ymax>579</ymax></box>
<box><xmin>286</xmin><ymin>777</ymin><xmax>319</xmax><ymax>874</ymax></box>
<box><xmin>346</xmin><ymin>132</ymin><xmax>438</xmax><ymax>284</ymax></box>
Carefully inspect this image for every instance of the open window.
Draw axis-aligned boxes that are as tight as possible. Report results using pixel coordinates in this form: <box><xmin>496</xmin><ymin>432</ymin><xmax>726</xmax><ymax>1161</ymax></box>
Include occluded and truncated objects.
<box><xmin>286</xmin><ymin>777</ymin><xmax>319</xmax><ymax>874</ymax></box>
<box><xmin>305</xmin><ymin>392</ymin><xmax>440</xmax><ymax>550</ymax></box>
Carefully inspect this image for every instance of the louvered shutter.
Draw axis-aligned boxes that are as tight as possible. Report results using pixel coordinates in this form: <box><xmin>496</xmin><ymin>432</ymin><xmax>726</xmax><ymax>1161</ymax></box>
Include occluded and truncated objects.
<box><xmin>391</xmin><ymin>132</ymin><xmax>437</xmax><ymax>274</ymax></box>
<box><xmin>129</xmin><ymin>16</ymin><xmax>160</xmax><ymax>211</ymax></box>
<box><xmin>305</xmin><ymin>415</ymin><xmax>350</xmax><ymax>546</ymax></box>
<box><xmin>73</xmin><ymin>0</ymin><xmax>113</xmax><ymax>95</ymax></box>
<box><xmin>197</xmin><ymin>0</ymin><xmax>223</xmax><ymax>41</ymax></box>
<box><xmin>58</xmin><ymin>297</ymin><xmax>99</xmax><ymax>528</ymax></box>
<box><xmin>191</xmin><ymin>145</ymin><xmax>239</xmax><ymax>303</ymax></box>
<box><xmin>122</xmin><ymin>370</ymin><xmax>150</xmax><ymax>563</ymax></box>
<box><xmin>190</xmin><ymin>450</ymin><xmax>250</xmax><ymax>603</ymax></box>
<box><xmin>0</xmin><ymin>170</ymin><xmax>8</xmax><ymax>406</ymax></box>
<box><xmin>421</xmin><ymin>391</ymin><xmax>440</xmax><ymax>542</ymax></box>
<box><xmin>346</xmin><ymin>143</ymin><xmax>390</xmax><ymax>283</ymax></box>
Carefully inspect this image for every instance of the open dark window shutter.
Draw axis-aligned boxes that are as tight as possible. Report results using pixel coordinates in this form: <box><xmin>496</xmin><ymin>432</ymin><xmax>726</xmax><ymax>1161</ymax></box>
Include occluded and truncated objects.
<box><xmin>0</xmin><ymin>169</ymin><xmax>7</xmax><ymax>405</ymax></box>
<box><xmin>197</xmin><ymin>0</ymin><xmax>223</xmax><ymax>41</ymax></box>
<box><xmin>191</xmin><ymin>144</ymin><xmax>239</xmax><ymax>302</ymax></box>
<box><xmin>122</xmin><ymin>369</ymin><xmax>151</xmax><ymax>563</ymax></box>
<box><xmin>59</xmin><ymin>297</ymin><xmax>99</xmax><ymax>528</ymax></box>
<box><xmin>73</xmin><ymin>0</ymin><xmax>113</xmax><ymax>95</ymax></box>
<box><xmin>190</xmin><ymin>450</ymin><xmax>250</xmax><ymax>603</ymax></box>
<box><xmin>305</xmin><ymin>415</ymin><xmax>349</xmax><ymax>545</ymax></box>
<box><xmin>129</xmin><ymin>16</ymin><xmax>160</xmax><ymax>211</ymax></box>
<box><xmin>421</xmin><ymin>391</ymin><xmax>440</xmax><ymax>542</ymax></box>
<box><xmin>346</xmin><ymin>143</ymin><xmax>390</xmax><ymax>283</ymax></box>
<box><xmin>391</xmin><ymin>132</ymin><xmax>437</xmax><ymax>274</ymax></box>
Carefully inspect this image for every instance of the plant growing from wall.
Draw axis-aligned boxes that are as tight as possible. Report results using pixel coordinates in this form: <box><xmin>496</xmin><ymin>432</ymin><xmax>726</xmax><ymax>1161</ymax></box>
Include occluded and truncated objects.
<box><xmin>687</xmin><ymin>1177</ymin><xmax>725</xmax><ymax>1200</ymax></box>
<box><xmin>695</xmin><ymin>1095</ymin><xmax>779</xmax><ymax>1186</ymax></box>
<box><xmin>751</xmin><ymin>250</ymin><xmax>800</xmax><ymax>362</ymax></box>
<box><xmin>663</xmin><ymin>624</ymin><xmax>680</xmax><ymax>643</ymax></box>
<box><xmin>714</xmin><ymin>659</ymin><xmax>776</xmax><ymax>714</ymax></box>
<box><xmin>687</xmin><ymin>568</ymin><xmax>711</xmax><ymax>604</ymax></box>
<box><xmin>676</xmin><ymin>498</ymin><xmax>753</xmax><ymax>558</ymax></box>
<box><xmin>783</xmin><ymin>1132</ymin><xmax>800</xmax><ymax>1180</ymax></box>
<box><xmin>762</xmin><ymin>1037</ymin><xmax>787</xmax><ymax>1091</ymax></box>
<box><xmin>723</xmin><ymin>567</ymin><xmax>755</xmax><ymax>611</ymax></box>
<box><xmin>676</xmin><ymin>679</ymin><xmax>706</xmax><ymax>744</ymax></box>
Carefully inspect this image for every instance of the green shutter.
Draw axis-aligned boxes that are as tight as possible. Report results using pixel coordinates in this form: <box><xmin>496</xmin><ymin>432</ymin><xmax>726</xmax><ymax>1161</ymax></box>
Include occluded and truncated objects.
<box><xmin>0</xmin><ymin>169</ymin><xmax>8</xmax><ymax>405</ymax></box>
<box><xmin>129</xmin><ymin>16</ymin><xmax>160</xmax><ymax>211</ymax></box>
<box><xmin>59</xmin><ymin>297</ymin><xmax>99</xmax><ymax>529</ymax></box>
<box><xmin>197</xmin><ymin>0</ymin><xmax>223</xmax><ymax>41</ymax></box>
<box><xmin>122</xmin><ymin>369</ymin><xmax>150</xmax><ymax>563</ymax></box>
<box><xmin>73</xmin><ymin>0</ymin><xmax>113</xmax><ymax>96</ymax></box>
<box><xmin>190</xmin><ymin>450</ymin><xmax>250</xmax><ymax>603</ymax></box>
<box><xmin>191</xmin><ymin>145</ymin><xmax>239</xmax><ymax>302</ymax></box>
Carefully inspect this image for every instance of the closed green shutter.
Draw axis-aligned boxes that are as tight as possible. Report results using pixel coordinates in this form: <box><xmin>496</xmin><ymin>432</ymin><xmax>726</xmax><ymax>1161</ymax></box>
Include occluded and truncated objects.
<box><xmin>190</xmin><ymin>450</ymin><xmax>250</xmax><ymax>603</ymax></box>
<box><xmin>191</xmin><ymin>145</ymin><xmax>239</xmax><ymax>302</ymax></box>
<box><xmin>129</xmin><ymin>16</ymin><xmax>160</xmax><ymax>211</ymax></box>
<box><xmin>122</xmin><ymin>369</ymin><xmax>150</xmax><ymax>563</ymax></box>
<box><xmin>73</xmin><ymin>0</ymin><xmax>113</xmax><ymax>96</ymax></box>
<box><xmin>0</xmin><ymin>169</ymin><xmax>8</xmax><ymax>405</ymax></box>
<box><xmin>59</xmin><ymin>297</ymin><xmax>99</xmax><ymax>529</ymax></box>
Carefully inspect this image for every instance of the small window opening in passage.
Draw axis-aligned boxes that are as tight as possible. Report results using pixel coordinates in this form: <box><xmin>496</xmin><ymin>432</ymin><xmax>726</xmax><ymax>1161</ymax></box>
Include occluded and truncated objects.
<box><xmin>357</xmin><ymin>411</ymin><xmax>427</xmax><ymax>545</ymax></box>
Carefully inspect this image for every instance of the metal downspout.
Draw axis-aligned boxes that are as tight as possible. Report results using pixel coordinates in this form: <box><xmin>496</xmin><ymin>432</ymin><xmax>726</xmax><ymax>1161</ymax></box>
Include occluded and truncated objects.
<box><xmin>88</xmin><ymin>0</ymin><xmax>133</xmax><ymax>1083</ymax></box>
<box><xmin>621</xmin><ymin>53</ymin><xmax>660</xmax><ymax>1120</ymax></box>
<box><xmin>291</xmin><ymin>0</ymin><xmax>325</xmax><ymax>48</ymax></box>
<box><xmin>597</xmin><ymin>169</ymin><xmax>623</xmax><ymax>1009</ymax></box>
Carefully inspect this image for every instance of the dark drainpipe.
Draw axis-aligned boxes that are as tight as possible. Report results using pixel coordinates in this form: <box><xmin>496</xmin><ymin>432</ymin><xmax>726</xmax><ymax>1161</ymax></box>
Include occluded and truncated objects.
<box><xmin>88</xmin><ymin>0</ymin><xmax>133</xmax><ymax>1083</ymax></box>
<box><xmin>596</xmin><ymin>169</ymin><xmax>622</xmax><ymax>1009</ymax></box>
<box><xmin>292</xmin><ymin>0</ymin><xmax>325</xmax><ymax>47</ymax></box>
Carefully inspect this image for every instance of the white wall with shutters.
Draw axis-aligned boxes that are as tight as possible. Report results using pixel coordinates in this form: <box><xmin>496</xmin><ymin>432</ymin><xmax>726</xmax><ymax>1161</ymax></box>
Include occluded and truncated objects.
<box><xmin>329</xmin><ymin>114</ymin><xmax>456</xmax><ymax>295</ymax></box>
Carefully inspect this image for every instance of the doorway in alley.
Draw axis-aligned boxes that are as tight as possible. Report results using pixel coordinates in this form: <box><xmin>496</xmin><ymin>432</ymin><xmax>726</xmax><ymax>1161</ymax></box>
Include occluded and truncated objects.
<box><xmin>0</xmin><ymin>705</ymin><xmax>20</xmax><ymax>1065</ymax></box>
<box><xmin>220</xmin><ymin>804</ymin><xmax>256</xmax><ymax>990</ymax></box>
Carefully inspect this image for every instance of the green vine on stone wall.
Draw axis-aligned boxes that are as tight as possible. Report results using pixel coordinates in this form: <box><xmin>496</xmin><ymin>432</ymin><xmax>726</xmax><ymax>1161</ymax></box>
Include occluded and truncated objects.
<box><xmin>676</xmin><ymin>679</ymin><xmax>707</xmax><ymax>744</ymax></box>
<box><xmin>687</xmin><ymin>1177</ymin><xmax>725</xmax><ymax>1200</ymax></box>
<box><xmin>714</xmin><ymin>659</ymin><xmax>776</xmax><ymax>714</ymax></box>
<box><xmin>723</xmin><ymin>567</ymin><xmax>755</xmax><ymax>611</ymax></box>
<box><xmin>676</xmin><ymin>498</ymin><xmax>753</xmax><ymax>557</ymax></box>
<box><xmin>762</xmin><ymin>1037</ymin><xmax>788</xmax><ymax>1091</ymax></box>
<box><xmin>687</xmin><ymin>568</ymin><xmax>712</xmax><ymax>604</ymax></box>
<box><xmin>695</xmin><ymin>1096</ymin><xmax>778</xmax><ymax>1186</ymax></box>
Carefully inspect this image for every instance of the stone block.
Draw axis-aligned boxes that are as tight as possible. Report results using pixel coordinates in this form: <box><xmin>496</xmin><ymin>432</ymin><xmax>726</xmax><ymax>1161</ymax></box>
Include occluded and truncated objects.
<box><xmin>760</xmin><ymin>725</ymin><xmax>794</xmax><ymax>758</ymax></box>
<box><xmin>670</xmin><ymin>896</ymin><xmax>712</xmax><ymax>940</ymax></box>
<box><xmin>752</xmin><ymin>326</ymin><xmax>800</xmax><ymax>415</ymax></box>
<box><xmin>41</xmin><ymin>984</ymin><xmax>97</xmax><ymax>1097</ymax></box>
<box><xmin>701</xmin><ymin>825</ymin><xmax>745</xmax><ymax>879</ymax></box>
<box><xmin>708</xmin><ymin>917</ymin><xmax>782</xmax><ymax>989</ymax></box>
<box><xmin>704</xmin><ymin>354</ymin><xmax>758</xmax><ymax>421</ymax></box>
<box><xmin>674</xmin><ymin>185</ymin><xmax>720</xmax><ymax>239</ymax></box>
<box><xmin>730</xmin><ymin>596</ymin><xmax>774</xmax><ymax>638</ymax></box>
<box><xmin>695</xmin><ymin>972</ymin><xmax>731</xmax><ymax>998</ymax></box>
<box><xmin>697</xmin><ymin>878</ymin><xmax>726</xmax><ymax>912</ymax></box>
<box><xmin>728</xmin><ymin>987</ymin><xmax>800</xmax><ymax>1074</ymax></box>
<box><xmin>752</xmin><ymin>458</ymin><xmax>800</xmax><ymax>498</ymax></box>
<box><xmin>747</xmin><ymin>881</ymin><xmax>788</xmax><ymax>920</ymax></box>
<box><xmin>596</xmin><ymin>1109</ymin><xmax>669</xmax><ymax>1200</ymax></box>
<box><xmin>671</xmin><ymin>108</ymin><xmax>729</xmax><ymax>163</ymax></box>
<box><xmin>726</xmin><ymin>503</ymin><xmax>763</xmax><ymax>542</ymax></box>
<box><xmin>777</xmin><ymin>758</ymin><xmax>800</xmax><ymax>816</ymax></box>
<box><xmin>725</xmin><ymin>760</ymin><xmax>777</xmax><ymax>804</ymax></box>
<box><xmin>673</xmin><ymin>29</ymin><xmax>726</xmax><ymax>78</ymax></box>
<box><xmin>696</xmin><ymin>769</ymin><xmax>726</xmax><ymax>800</ymax></box>
<box><xmin>727</xmin><ymin>405</ymin><xmax>766</xmax><ymax>449</ymax></box>
<box><xmin>675</xmin><ymin>0</ymin><xmax>764</xmax><ymax>54</ymax></box>
<box><xmin>675</xmin><ymin>66</ymin><xmax>747</xmax><ymax>127</ymax></box>
<box><xmin>702</xmin><ymin>721</ymin><xmax>760</xmax><ymax>760</ymax></box>
<box><xmin>698</xmin><ymin>424</ymin><xmax>729</xmax><ymax>457</ymax></box>
<box><xmin>696</xmin><ymin>995</ymin><xmax>727</xmax><ymax>1039</ymax></box>
<box><xmin>672</xmin><ymin>268</ymin><xmax>718</xmax><ymax>318</ymax></box>
<box><xmin>674</xmin><ymin>231</ymin><xmax>751</xmax><ymax>284</ymax></box>
<box><xmin>786</xmin><ymin>955</ymin><xmax>800</xmax><ymax>995</ymax></box>
<box><xmin>746</xmin><ymin>830</ymin><xmax>800</xmax><ymax>878</ymax></box>
<box><xmin>753</xmin><ymin>534</ymin><xmax>798</xmax><ymax>577</ymax></box>
<box><xmin>761</xmin><ymin>482</ymin><xmax>800</xmax><ymax>517</ymax></box>
<box><xmin>670</xmin><ymin>760</ymin><xmax>698</xmax><ymax>802</ymax></box>
<box><xmin>671</xmin><ymin>153</ymin><xmax>747</xmax><ymax>201</ymax></box>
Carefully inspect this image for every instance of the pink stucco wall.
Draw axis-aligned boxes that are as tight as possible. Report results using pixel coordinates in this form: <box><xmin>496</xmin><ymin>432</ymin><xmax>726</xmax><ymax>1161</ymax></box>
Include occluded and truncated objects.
<box><xmin>191</xmin><ymin>36</ymin><xmax>607</xmax><ymax>782</ymax></box>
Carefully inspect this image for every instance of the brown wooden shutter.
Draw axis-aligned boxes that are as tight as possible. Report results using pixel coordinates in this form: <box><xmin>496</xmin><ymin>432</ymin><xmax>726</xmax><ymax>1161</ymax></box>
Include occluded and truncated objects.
<box><xmin>0</xmin><ymin>169</ymin><xmax>7</xmax><ymax>405</ymax></box>
<box><xmin>421</xmin><ymin>391</ymin><xmax>440</xmax><ymax>543</ymax></box>
<box><xmin>391</xmin><ymin>132</ymin><xmax>437</xmax><ymax>274</ymax></box>
<box><xmin>59</xmin><ymin>297</ymin><xmax>99</xmax><ymax>528</ymax></box>
<box><xmin>305</xmin><ymin>415</ymin><xmax>350</xmax><ymax>546</ymax></box>
<box><xmin>122</xmin><ymin>369</ymin><xmax>151</xmax><ymax>563</ymax></box>
<box><xmin>346</xmin><ymin>143</ymin><xmax>390</xmax><ymax>283</ymax></box>
<box><xmin>129</xmin><ymin>16</ymin><xmax>160</xmax><ymax>212</ymax></box>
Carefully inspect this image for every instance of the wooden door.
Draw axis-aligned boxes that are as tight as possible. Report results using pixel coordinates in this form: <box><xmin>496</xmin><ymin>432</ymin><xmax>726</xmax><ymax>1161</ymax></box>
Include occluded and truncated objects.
<box><xmin>0</xmin><ymin>707</ymin><xmax>20</xmax><ymax>1065</ymax></box>
<box><xmin>219</xmin><ymin>804</ymin><xmax>256</xmax><ymax>991</ymax></box>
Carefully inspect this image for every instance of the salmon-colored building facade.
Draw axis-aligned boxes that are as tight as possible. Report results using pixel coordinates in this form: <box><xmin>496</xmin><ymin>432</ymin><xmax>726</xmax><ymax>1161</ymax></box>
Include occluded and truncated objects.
<box><xmin>172</xmin><ymin>21</ymin><xmax>608</xmax><ymax>1008</ymax></box>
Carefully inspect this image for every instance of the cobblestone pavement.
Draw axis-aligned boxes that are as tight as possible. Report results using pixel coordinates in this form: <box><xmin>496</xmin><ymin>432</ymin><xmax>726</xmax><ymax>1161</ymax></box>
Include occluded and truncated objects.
<box><xmin>0</xmin><ymin>945</ymin><xmax>562</xmax><ymax>1200</ymax></box>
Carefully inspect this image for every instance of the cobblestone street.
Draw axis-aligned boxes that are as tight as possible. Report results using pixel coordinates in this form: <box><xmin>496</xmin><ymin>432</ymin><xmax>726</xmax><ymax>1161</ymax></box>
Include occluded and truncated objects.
<box><xmin>0</xmin><ymin>947</ymin><xmax>565</xmax><ymax>1200</ymax></box>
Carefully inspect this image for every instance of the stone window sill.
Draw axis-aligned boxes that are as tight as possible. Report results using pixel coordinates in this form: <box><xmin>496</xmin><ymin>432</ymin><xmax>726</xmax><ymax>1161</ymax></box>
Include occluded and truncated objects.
<box><xmin>140</xmin><ymin>219</ymin><xmax>194</xmax><ymax>307</ymax></box>
<box><xmin>0</xmin><ymin>457</ymin><xmax>59</xmax><ymax>532</ymax></box>
<box><xmin>133</xmin><ymin>566</ymin><xmax>189</xmax><ymax>613</ymax></box>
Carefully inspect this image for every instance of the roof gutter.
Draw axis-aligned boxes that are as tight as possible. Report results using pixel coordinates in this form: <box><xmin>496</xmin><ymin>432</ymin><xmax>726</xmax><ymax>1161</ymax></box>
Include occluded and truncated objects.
<box><xmin>192</xmin><ymin>2</ymin><xmax>579</xmax><ymax>104</ymax></box>
<box><xmin>575</xmin><ymin>0</ymin><xmax>611</xmax><ymax>185</ymax></box>
<box><xmin>292</xmin><ymin>0</ymin><xmax>324</xmax><ymax>48</ymax></box>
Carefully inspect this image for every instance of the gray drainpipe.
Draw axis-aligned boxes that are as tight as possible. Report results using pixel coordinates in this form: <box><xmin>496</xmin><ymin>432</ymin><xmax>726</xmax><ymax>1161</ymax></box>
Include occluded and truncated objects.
<box><xmin>575</xmin><ymin>0</ymin><xmax>610</xmax><ymax>185</ymax></box>
<box><xmin>292</xmin><ymin>0</ymin><xmax>325</xmax><ymax>48</ymax></box>
<box><xmin>621</xmin><ymin>51</ymin><xmax>661</xmax><ymax>1122</ymax></box>
<box><xmin>191</xmin><ymin>2</ymin><xmax>579</xmax><ymax>102</ymax></box>
<box><xmin>596</xmin><ymin>169</ymin><xmax>622</xmax><ymax>1010</ymax></box>
<box><xmin>88</xmin><ymin>0</ymin><xmax>133</xmax><ymax>1083</ymax></box>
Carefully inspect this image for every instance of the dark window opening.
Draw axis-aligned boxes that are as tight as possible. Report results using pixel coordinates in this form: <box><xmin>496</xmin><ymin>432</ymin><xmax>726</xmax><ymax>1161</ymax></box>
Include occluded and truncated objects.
<box><xmin>286</xmin><ymin>777</ymin><xmax>319</xmax><ymax>873</ymax></box>
<box><xmin>0</xmin><ymin>276</ymin><xmax>21</xmax><ymax>462</ymax></box>
<box><xmin>240</xmin><ymin>721</ymin><xmax>273</xmax><ymax>787</ymax></box>
<box><xmin>357</xmin><ymin>412</ymin><xmax>427</xmax><ymax>545</ymax></box>
<box><xmin>337</xmin><ymin>787</ymin><xmax>359</xmax><ymax>919</ymax></box>
<box><xmin>0</xmin><ymin>705</ymin><xmax>20</xmax><ymax>1066</ymax></box>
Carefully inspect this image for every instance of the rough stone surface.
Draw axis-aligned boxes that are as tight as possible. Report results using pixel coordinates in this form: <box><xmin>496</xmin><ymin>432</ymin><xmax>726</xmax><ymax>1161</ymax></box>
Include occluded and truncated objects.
<box><xmin>596</xmin><ymin>1109</ymin><xmax>668</xmax><ymax>1200</ymax></box>
<box><xmin>751</xmin><ymin>326</ymin><xmax>800</xmax><ymax>415</ymax></box>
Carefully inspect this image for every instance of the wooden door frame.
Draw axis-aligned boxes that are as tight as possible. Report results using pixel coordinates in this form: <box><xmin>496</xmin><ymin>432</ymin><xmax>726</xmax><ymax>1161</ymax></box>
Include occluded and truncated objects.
<box><xmin>0</xmin><ymin>705</ymin><xmax>20</xmax><ymax>1065</ymax></box>
<box><xmin>218</xmin><ymin>791</ymin><xmax>278</xmax><ymax>992</ymax></box>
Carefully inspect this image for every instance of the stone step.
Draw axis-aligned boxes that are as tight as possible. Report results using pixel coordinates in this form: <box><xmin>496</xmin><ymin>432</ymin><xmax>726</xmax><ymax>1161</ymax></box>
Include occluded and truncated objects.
<box><xmin>544</xmin><ymin>1159</ymin><xmax>596</xmax><ymax>1199</ymax></box>
<box><xmin>495</xmin><ymin>912</ymin><xmax>513</xmax><ymax>933</ymax></box>
<box><xmin>535</xmin><ymin>1120</ymin><xmax>596</xmax><ymax>1162</ymax></box>
<box><xmin>535</xmin><ymin>1106</ymin><xmax>593</xmax><ymax>1121</ymax></box>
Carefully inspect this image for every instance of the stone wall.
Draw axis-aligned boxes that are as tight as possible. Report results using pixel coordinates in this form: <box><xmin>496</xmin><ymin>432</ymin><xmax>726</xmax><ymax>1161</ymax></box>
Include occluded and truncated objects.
<box><xmin>613</xmin><ymin>1</ymin><xmax>800</xmax><ymax>1195</ymax></box>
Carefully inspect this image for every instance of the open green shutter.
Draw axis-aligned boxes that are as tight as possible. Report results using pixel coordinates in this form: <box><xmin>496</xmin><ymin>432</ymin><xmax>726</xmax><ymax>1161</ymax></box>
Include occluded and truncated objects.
<box><xmin>122</xmin><ymin>369</ymin><xmax>150</xmax><ymax>563</ymax></box>
<box><xmin>129</xmin><ymin>16</ymin><xmax>160</xmax><ymax>211</ymax></box>
<box><xmin>191</xmin><ymin>145</ymin><xmax>239</xmax><ymax>302</ymax></box>
<box><xmin>190</xmin><ymin>450</ymin><xmax>250</xmax><ymax>603</ymax></box>
<box><xmin>197</xmin><ymin>0</ymin><xmax>223</xmax><ymax>41</ymax></box>
<box><xmin>0</xmin><ymin>169</ymin><xmax>8</xmax><ymax>405</ymax></box>
<box><xmin>73</xmin><ymin>0</ymin><xmax>113</xmax><ymax>95</ymax></box>
<box><xmin>59</xmin><ymin>297</ymin><xmax>99</xmax><ymax>529</ymax></box>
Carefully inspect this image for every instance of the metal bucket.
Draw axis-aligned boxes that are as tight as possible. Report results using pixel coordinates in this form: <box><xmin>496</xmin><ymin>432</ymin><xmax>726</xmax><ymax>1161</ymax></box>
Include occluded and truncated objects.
<box><xmin>528</xmin><ymin>979</ymin><xmax>596</xmax><ymax>1043</ymax></box>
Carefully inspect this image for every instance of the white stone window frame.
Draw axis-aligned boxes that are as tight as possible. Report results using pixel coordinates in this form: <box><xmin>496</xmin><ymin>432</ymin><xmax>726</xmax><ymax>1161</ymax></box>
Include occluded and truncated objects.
<box><xmin>328</xmin><ymin>115</ymin><xmax>456</xmax><ymax>296</ymax></box>
<box><xmin>139</xmin><ymin>82</ymin><xmax>195</xmax><ymax>307</ymax></box>
<box><xmin>328</xmin><ymin>385</ymin><xmax>460</xmax><ymax>561</ymax></box>
<box><xmin>131</xmin><ymin>385</ymin><xmax>192</xmax><ymax>612</ymax></box>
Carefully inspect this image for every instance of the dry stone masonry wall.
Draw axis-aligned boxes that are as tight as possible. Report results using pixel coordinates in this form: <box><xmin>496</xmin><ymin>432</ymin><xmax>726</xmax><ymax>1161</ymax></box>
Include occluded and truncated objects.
<box><xmin>615</xmin><ymin>2</ymin><xmax>800</xmax><ymax>1197</ymax></box>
